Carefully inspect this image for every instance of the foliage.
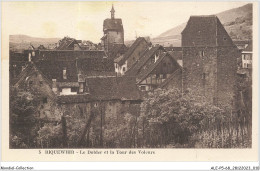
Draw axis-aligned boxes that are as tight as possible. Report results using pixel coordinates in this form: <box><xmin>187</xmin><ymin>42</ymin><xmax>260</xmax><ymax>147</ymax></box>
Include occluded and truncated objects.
<box><xmin>10</xmin><ymin>87</ymin><xmax>40</xmax><ymax>148</ymax></box>
<box><xmin>140</xmin><ymin>88</ymin><xmax>227</xmax><ymax>147</ymax></box>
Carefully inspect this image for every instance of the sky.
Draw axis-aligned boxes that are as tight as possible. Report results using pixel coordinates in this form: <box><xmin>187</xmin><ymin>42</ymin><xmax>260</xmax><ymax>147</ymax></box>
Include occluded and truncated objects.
<box><xmin>2</xmin><ymin>1</ymin><xmax>248</xmax><ymax>43</ymax></box>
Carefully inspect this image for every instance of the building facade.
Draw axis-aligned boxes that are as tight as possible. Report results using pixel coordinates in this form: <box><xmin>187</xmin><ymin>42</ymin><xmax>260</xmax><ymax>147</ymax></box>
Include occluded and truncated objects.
<box><xmin>114</xmin><ymin>37</ymin><xmax>149</xmax><ymax>76</ymax></box>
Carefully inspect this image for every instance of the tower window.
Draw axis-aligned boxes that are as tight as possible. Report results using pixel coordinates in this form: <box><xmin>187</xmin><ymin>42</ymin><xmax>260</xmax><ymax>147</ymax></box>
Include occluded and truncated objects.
<box><xmin>202</xmin><ymin>73</ymin><xmax>206</xmax><ymax>80</ymax></box>
<box><xmin>199</xmin><ymin>51</ymin><xmax>205</xmax><ymax>57</ymax></box>
<box><xmin>163</xmin><ymin>74</ymin><xmax>166</xmax><ymax>79</ymax></box>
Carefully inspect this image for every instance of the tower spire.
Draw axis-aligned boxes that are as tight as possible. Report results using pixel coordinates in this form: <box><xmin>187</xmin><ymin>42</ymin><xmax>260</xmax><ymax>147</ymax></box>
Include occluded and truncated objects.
<box><xmin>110</xmin><ymin>4</ymin><xmax>115</xmax><ymax>19</ymax></box>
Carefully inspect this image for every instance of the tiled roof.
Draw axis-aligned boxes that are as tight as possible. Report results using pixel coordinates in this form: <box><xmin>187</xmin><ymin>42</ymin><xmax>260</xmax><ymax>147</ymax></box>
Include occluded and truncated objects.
<box><xmin>182</xmin><ymin>15</ymin><xmax>234</xmax><ymax>47</ymax></box>
<box><xmin>35</xmin><ymin>60</ymin><xmax>78</xmax><ymax>82</ymax></box>
<box><xmin>136</xmin><ymin>52</ymin><xmax>168</xmax><ymax>83</ymax></box>
<box><xmin>57</xmin><ymin>94</ymin><xmax>92</xmax><ymax>104</ymax></box>
<box><xmin>86</xmin><ymin>77</ymin><xmax>141</xmax><ymax>101</ymax></box>
<box><xmin>103</xmin><ymin>18</ymin><xmax>123</xmax><ymax>31</ymax></box>
<box><xmin>77</xmin><ymin>57</ymin><xmax>115</xmax><ymax>74</ymax></box>
<box><xmin>159</xmin><ymin>68</ymin><xmax>182</xmax><ymax>88</ymax></box>
<box><xmin>58</xmin><ymin>82</ymin><xmax>79</xmax><ymax>88</ymax></box>
<box><xmin>136</xmin><ymin>52</ymin><xmax>181</xmax><ymax>83</ymax></box>
<box><xmin>168</xmin><ymin>51</ymin><xmax>182</xmax><ymax>61</ymax></box>
<box><xmin>56</xmin><ymin>37</ymin><xmax>80</xmax><ymax>50</ymax></box>
<box><xmin>116</xmin><ymin>37</ymin><xmax>147</xmax><ymax>66</ymax></box>
<box><xmin>125</xmin><ymin>45</ymin><xmax>164</xmax><ymax>76</ymax></box>
<box><xmin>13</xmin><ymin>63</ymin><xmax>52</xmax><ymax>88</ymax></box>
<box><xmin>164</xmin><ymin>47</ymin><xmax>182</xmax><ymax>51</ymax></box>
<box><xmin>109</xmin><ymin>44</ymin><xmax>127</xmax><ymax>59</ymax></box>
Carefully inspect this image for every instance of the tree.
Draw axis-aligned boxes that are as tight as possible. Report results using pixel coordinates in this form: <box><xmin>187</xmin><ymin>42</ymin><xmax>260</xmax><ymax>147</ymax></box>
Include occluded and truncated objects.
<box><xmin>10</xmin><ymin>87</ymin><xmax>40</xmax><ymax>148</ymax></box>
<box><xmin>140</xmin><ymin>88</ymin><xmax>225</xmax><ymax>147</ymax></box>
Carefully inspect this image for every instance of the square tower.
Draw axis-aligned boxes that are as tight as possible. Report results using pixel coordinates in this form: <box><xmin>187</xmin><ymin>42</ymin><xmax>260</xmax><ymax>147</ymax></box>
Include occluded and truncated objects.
<box><xmin>181</xmin><ymin>15</ymin><xmax>240</xmax><ymax>107</ymax></box>
<box><xmin>101</xmin><ymin>5</ymin><xmax>124</xmax><ymax>53</ymax></box>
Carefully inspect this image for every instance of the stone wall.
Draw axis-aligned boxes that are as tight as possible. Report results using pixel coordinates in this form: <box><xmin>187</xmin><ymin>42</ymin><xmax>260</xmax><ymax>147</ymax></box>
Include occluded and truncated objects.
<box><xmin>182</xmin><ymin>46</ymin><xmax>239</xmax><ymax>107</ymax></box>
<box><xmin>182</xmin><ymin>47</ymin><xmax>217</xmax><ymax>103</ymax></box>
<box><xmin>217</xmin><ymin>47</ymin><xmax>239</xmax><ymax>107</ymax></box>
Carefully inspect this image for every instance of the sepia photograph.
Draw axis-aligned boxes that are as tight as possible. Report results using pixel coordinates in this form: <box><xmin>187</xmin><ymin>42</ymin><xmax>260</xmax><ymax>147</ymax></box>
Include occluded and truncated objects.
<box><xmin>7</xmin><ymin>1</ymin><xmax>254</xmax><ymax>150</ymax></box>
<box><xmin>2</xmin><ymin>2</ymin><xmax>258</xmax><ymax>167</ymax></box>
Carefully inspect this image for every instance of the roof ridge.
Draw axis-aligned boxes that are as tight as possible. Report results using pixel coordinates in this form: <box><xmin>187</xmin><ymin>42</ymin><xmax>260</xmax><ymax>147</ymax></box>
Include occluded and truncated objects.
<box><xmin>137</xmin><ymin>52</ymin><xmax>168</xmax><ymax>83</ymax></box>
<box><xmin>117</xmin><ymin>37</ymin><xmax>146</xmax><ymax>65</ymax></box>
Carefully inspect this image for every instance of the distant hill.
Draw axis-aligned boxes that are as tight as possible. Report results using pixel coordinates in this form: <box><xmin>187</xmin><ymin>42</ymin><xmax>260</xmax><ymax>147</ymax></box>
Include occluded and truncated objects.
<box><xmin>152</xmin><ymin>3</ymin><xmax>252</xmax><ymax>47</ymax></box>
<box><xmin>9</xmin><ymin>35</ymin><xmax>60</xmax><ymax>51</ymax></box>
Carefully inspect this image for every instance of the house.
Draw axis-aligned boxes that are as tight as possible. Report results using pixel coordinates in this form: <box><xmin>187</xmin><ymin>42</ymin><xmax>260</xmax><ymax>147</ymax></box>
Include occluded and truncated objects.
<box><xmin>56</xmin><ymin>37</ymin><xmax>82</xmax><ymax>50</ymax></box>
<box><xmin>181</xmin><ymin>15</ymin><xmax>240</xmax><ymax>106</ymax></box>
<box><xmin>135</xmin><ymin>52</ymin><xmax>181</xmax><ymax>91</ymax></box>
<box><xmin>10</xmin><ymin>50</ymin><xmax>29</xmax><ymax>81</ymax></box>
<box><xmin>101</xmin><ymin>5</ymin><xmax>124</xmax><ymax>53</ymax></box>
<box><xmin>12</xmin><ymin>63</ymin><xmax>57</xmax><ymax>120</ymax></box>
<box><xmin>166</xmin><ymin>48</ymin><xmax>183</xmax><ymax>67</ymax></box>
<box><xmin>124</xmin><ymin>44</ymin><xmax>182</xmax><ymax>91</ymax></box>
<box><xmin>241</xmin><ymin>41</ymin><xmax>252</xmax><ymax>69</ymax></box>
<box><xmin>34</xmin><ymin>53</ymin><xmax>115</xmax><ymax>95</ymax></box>
<box><xmin>38</xmin><ymin>45</ymin><xmax>47</xmax><ymax>50</ymax></box>
<box><xmin>114</xmin><ymin>37</ymin><xmax>149</xmax><ymax>76</ymax></box>
<box><xmin>125</xmin><ymin>45</ymin><xmax>166</xmax><ymax>77</ymax></box>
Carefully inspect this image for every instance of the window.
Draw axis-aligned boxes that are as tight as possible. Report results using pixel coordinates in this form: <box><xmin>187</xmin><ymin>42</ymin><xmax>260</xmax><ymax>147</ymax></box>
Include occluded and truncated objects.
<box><xmin>39</xmin><ymin>81</ymin><xmax>43</xmax><ymax>85</ymax></box>
<box><xmin>223</xmin><ymin>37</ymin><xmax>227</xmax><ymax>41</ymax></box>
<box><xmin>29</xmin><ymin>81</ymin><xmax>33</xmax><ymax>85</ymax></box>
<box><xmin>199</xmin><ymin>51</ymin><xmax>205</xmax><ymax>57</ymax></box>
<box><xmin>140</xmin><ymin>86</ymin><xmax>146</xmax><ymax>91</ymax></box>
<box><xmin>63</xmin><ymin>68</ymin><xmax>67</xmax><ymax>80</ymax></box>
<box><xmin>202</xmin><ymin>73</ymin><xmax>206</xmax><ymax>80</ymax></box>
<box><xmin>133</xmin><ymin>57</ymin><xmax>135</xmax><ymax>61</ymax></box>
<box><xmin>94</xmin><ymin>103</ymin><xmax>98</xmax><ymax>107</ymax></box>
<box><xmin>71</xmin><ymin>87</ymin><xmax>78</xmax><ymax>92</ymax></box>
<box><xmin>123</xmin><ymin>67</ymin><xmax>126</xmax><ymax>72</ymax></box>
<box><xmin>151</xmin><ymin>56</ymin><xmax>155</xmax><ymax>63</ymax></box>
<box><xmin>163</xmin><ymin>74</ymin><xmax>166</xmax><ymax>79</ymax></box>
<box><xmin>43</xmin><ymin>97</ymin><xmax>47</xmax><ymax>104</ymax></box>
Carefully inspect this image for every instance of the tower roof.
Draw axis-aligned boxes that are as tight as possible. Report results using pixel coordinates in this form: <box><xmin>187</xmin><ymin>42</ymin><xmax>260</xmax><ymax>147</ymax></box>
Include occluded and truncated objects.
<box><xmin>110</xmin><ymin>4</ymin><xmax>115</xmax><ymax>13</ymax></box>
<box><xmin>181</xmin><ymin>15</ymin><xmax>234</xmax><ymax>47</ymax></box>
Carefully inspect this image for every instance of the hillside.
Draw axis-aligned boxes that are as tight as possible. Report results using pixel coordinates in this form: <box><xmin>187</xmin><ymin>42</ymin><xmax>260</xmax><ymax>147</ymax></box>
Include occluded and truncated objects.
<box><xmin>9</xmin><ymin>35</ymin><xmax>60</xmax><ymax>51</ymax></box>
<box><xmin>152</xmin><ymin>3</ymin><xmax>252</xmax><ymax>47</ymax></box>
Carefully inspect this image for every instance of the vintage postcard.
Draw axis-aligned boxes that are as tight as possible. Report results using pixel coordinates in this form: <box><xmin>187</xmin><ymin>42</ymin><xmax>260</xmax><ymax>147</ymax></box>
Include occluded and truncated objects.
<box><xmin>1</xmin><ymin>1</ymin><xmax>259</xmax><ymax>163</ymax></box>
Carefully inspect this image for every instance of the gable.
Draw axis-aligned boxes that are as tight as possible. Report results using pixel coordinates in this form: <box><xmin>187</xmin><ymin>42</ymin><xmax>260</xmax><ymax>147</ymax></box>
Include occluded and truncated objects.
<box><xmin>216</xmin><ymin>18</ymin><xmax>234</xmax><ymax>46</ymax></box>
<box><xmin>182</xmin><ymin>15</ymin><xmax>234</xmax><ymax>47</ymax></box>
<box><xmin>116</xmin><ymin>37</ymin><xmax>148</xmax><ymax>66</ymax></box>
<box><xmin>182</xmin><ymin>16</ymin><xmax>217</xmax><ymax>47</ymax></box>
